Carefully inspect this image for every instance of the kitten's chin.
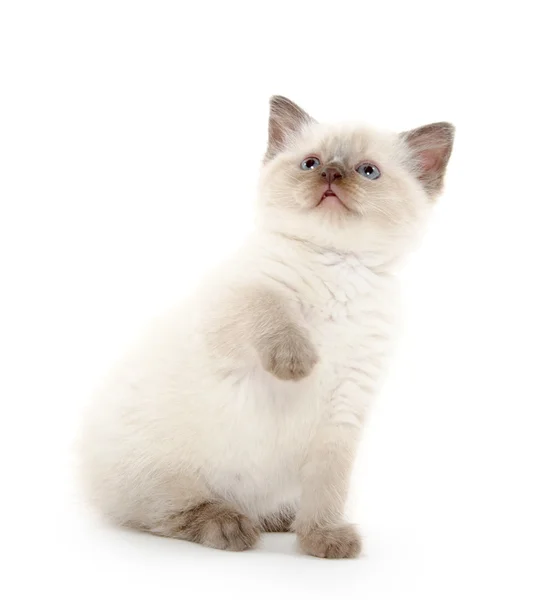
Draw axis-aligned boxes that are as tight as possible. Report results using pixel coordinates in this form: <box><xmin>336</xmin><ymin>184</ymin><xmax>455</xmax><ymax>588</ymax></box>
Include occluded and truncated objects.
<box><xmin>256</xmin><ymin>206</ymin><xmax>425</xmax><ymax>265</ymax></box>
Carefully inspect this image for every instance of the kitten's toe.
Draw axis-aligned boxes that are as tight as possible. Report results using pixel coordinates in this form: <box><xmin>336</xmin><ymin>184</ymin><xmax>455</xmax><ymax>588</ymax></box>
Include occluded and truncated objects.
<box><xmin>199</xmin><ymin>507</ymin><xmax>260</xmax><ymax>551</ymax></box>
<box><xmin>298</xmin><ymin>523</ymin><xmax>362</xmax><ymax>559</ymax></box>
<box><xmin>264</xmin><ymin>332</ymin><xmax>318</xmax><ymax>381</ymax></box>
<box><xmin>156</xmin><ymin>502</ymin><xmax>260</xmax><ymax>551</ymax></box>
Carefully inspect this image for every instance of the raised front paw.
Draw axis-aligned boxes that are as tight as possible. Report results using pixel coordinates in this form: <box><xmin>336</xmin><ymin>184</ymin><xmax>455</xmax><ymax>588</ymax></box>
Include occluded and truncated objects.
<box><xmin>298</xmin><ymin>523</ymin><xmax>362</xmax><ymax>559</ymax></box>
<box><xmin>261</xmin><ymin>329</ymin><xmax>318</xmax><ymax>381</ymax></box>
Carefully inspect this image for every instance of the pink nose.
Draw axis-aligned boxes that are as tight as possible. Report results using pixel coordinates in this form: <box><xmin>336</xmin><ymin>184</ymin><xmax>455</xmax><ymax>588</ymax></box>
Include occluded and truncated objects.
<box><xmin>321</xmin><ymin>166</ymin><xmax>343</xmax><ymax>183</ymax></box>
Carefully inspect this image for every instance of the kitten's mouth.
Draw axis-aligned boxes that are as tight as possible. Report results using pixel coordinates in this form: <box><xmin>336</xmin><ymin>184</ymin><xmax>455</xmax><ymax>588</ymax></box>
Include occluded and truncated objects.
<box><xmin>318</xmin><ymin>188</ymin><xmax>349</xmax><ymax>210</ymax></box>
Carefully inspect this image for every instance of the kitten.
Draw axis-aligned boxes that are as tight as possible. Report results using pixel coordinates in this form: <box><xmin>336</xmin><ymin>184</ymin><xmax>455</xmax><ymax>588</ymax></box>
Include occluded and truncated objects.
<box><xmin>79</xmin><ymin>96</ymin><xmax>454</xmax><ymax>558</ymax></box>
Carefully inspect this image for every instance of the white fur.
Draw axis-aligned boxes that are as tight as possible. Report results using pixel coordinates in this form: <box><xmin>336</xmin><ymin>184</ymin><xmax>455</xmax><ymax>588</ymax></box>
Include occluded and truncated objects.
<box><xmin>79</xmin><ymin>109</ymin><xmax>450</xmax><ymax>541</ymax></box>
<box><xmin>80</xmin><ymin>233</ymin><xmax>399</xmax><ymax>522</ymax></box>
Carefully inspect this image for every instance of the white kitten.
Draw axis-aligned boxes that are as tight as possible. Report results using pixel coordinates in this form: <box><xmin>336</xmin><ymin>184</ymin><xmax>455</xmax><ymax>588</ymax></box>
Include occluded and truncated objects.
<box><xmin>79</xmin><ymin>96</ymin><xmax>454</xmax><ymax>558</ymax></box>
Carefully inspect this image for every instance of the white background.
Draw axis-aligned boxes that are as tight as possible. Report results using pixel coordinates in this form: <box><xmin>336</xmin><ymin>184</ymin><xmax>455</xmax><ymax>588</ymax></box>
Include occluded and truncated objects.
<box><xmin>1</xmin><ymin>1</ymin><xmax>544</xmax><ymax>598</ymax></box>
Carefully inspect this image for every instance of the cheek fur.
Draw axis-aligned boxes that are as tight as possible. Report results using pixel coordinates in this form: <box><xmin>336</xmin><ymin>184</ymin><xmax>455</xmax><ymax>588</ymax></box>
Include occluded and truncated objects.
<box><xmin>335</xmin><ymin>173</ymin><xmax>421</xmax><ymax>227</ymax></box>
<box><xmin>276</xmin><ymin>168</ymin><xmax>322</xmax><ymax>209</ymax></box>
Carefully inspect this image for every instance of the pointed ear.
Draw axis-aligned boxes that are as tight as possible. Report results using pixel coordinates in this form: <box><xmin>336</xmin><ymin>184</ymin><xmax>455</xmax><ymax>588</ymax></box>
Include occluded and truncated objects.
<box><xmin>265</xmin><ymin>96</ymin><xmax>316</xmax><ymax>161</ymax></box>
<box><xmin>401</xmin><ymin>122</ymin><xmax>455</xmax><ymax>197</ymax></box>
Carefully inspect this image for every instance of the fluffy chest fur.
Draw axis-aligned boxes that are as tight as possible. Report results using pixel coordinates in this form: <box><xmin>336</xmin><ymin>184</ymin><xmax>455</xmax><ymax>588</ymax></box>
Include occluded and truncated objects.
<box><xmin>298</xmin><ymin>253</ymin><xmax>399</xmax><ymax>424</ymax></box>
<box><xmin>246</xmin><ymin>244</ymin><xmax>399</xmax><ymax>397</ymax></box>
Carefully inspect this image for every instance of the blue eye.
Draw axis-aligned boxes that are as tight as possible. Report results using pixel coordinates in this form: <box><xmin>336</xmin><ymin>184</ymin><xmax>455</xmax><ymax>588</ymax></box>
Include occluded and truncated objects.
<box><xmin>356</xmin><ymin>162</ymin><xmax>381</xmax><ymax>180</ymax></box>
<box><xmin>301</xmin><ymin>157</ymin><xmax>321</xmax><ymax>170</ymax></box>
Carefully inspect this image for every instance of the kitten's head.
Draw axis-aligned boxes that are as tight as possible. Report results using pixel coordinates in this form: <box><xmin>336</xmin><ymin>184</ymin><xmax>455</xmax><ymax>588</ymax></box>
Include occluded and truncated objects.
<box><xmin>258</xmin><ymin>96</ymin><xmax>454</xmax><ymax>265</ymax></box>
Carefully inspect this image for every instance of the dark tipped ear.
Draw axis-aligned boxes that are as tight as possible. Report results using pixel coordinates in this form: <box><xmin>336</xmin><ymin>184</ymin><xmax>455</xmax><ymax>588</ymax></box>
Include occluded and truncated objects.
<box><xmin>265</xmin><ymin>96</ymin><xmax>315</xmax><ymax>161</ymax></box>
<box><xmin>401</xmin><ymin>122</ymin><xmax>455</xmax><ymax>197</ymax></box>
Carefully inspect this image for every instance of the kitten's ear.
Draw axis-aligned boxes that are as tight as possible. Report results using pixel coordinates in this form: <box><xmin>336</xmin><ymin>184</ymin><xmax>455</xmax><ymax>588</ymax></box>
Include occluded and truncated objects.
<box><xmin>401</xmin><ymin>122</ymin><xmax>455</xmax><ymax>197</ymax></box>
<box><xmin>265</xmin><ymin>96</ymin><xmax>315</xmax><ymax>161</ymax></box>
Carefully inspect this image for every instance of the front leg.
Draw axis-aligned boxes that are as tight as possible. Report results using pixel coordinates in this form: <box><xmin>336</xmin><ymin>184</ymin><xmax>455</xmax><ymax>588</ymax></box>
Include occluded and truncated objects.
<box><xmin>207</xmin><ymin>284</ymin><xmax>318</xmax><ymax>381</ymax></box>
<box><xmin>295</xmin><ymin>386</ymin><xmax>367</xmax><ymax>558</ymax></box>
